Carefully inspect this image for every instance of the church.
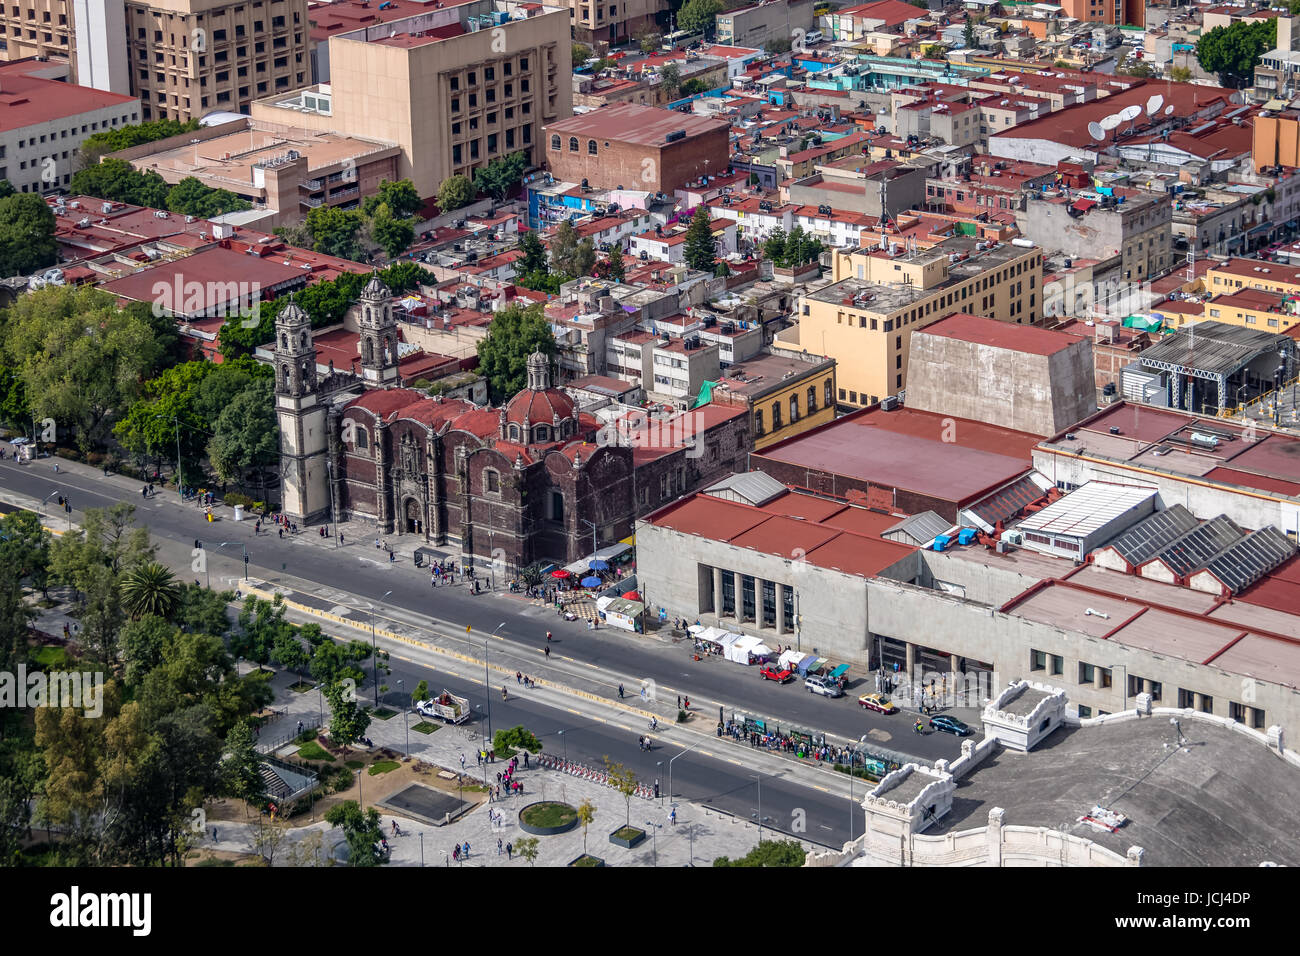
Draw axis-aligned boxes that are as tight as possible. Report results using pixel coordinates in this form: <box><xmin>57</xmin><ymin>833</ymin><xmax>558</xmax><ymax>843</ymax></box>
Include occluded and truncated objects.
<box><xmin>274</xmin><ymin>275</ymin><xmax>751</xmax><ymax>567</ymax></box>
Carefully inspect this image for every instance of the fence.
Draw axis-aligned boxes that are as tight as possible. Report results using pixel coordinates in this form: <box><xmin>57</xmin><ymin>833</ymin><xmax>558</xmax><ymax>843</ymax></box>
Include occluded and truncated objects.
<box><xmin>537</xmin><ymin>753</ymin><xmax>656</xmax><ymax>801</ymax></box>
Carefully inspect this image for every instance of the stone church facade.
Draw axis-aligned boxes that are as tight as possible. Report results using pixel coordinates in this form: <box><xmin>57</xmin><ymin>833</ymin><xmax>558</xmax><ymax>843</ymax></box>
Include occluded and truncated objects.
<box><xmin>274</xmin><ymin>276</ymin><xmax>752</xmax><ymax>567</ymax></box>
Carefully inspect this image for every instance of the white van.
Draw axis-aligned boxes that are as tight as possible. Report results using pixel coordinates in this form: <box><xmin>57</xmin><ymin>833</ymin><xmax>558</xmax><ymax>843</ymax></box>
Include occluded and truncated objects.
<box><xmin>804</xmin><ymin>30</ymin><xmax>824</xmax><ymax>46</ymax></box>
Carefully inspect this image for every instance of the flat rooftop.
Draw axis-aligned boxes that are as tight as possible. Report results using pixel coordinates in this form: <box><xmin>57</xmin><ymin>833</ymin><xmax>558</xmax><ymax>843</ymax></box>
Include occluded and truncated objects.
<box><xmin>712</xmin><ymin>351</ymin><xmax>832</xmax><ymax>400</ymax></box>
<box><xmin>755</xmin><ymin>406</ymin><xmax>1040</xmax><ymax>507</ymax></box>
<box><xmin>927</xmin><ymin>718</ymin><xmax>1300</xmax><ymax>866</ymax></box>
<box><xmin>545</xmin><ymin>104</ymin><xmax>730</xmax><ymax>148</ymax></box>
<box><xmin>996</xmin><ymin>684</ymin><xmax>1054</xmax><ymax>719</ymax></box>
<box><xmin>918</xmin><ymin>312</ymin><xmax>1081</xmax><ymax>357</ymax></box>
<box><xmin>129</xmin><ymin>121</ymin><xmax>397</xmax><ymax>185</ymax></box>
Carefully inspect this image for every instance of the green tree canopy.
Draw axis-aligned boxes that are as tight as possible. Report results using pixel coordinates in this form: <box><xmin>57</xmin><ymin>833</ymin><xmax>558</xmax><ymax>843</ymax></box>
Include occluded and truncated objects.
<box><xmin>517</xmin><ymin>229</ymin><xmax>548</xmax><ymax>273</ymax></box>
<box><xmin>363</xmin><ymin>178</ymin><xmax>422</xmax><ymax>219</ymax></box>
<box><xmin>304</xmin><ymin>205</ymin><xmax>369</xmax><ymax>261</ymax></box>
<box><xmin>549</xmin><ymin>219</ymin><xmax>595</xmax><ymax>277</ymax></box>
<box><xmin>368</xmin><ymin>201</ymin><xmax>416</xmax><ymax>260</ymax></box>
<box><xmin>475</xmin><ymin>302</ymin><xmax>556</xmax><ymax>402</ymax></box>
<box><xmin>68</xmin><ymin>158</ymin><xmax>169</xmax><ymax>208</ymax></box>
<box><xmin>208</xmin><ymin>376</ymin><xmax>279</xmax><ymax>494</ymax></box>
<box><xmin>659</xmin><ymin>62</ymin><xmax>682</xmax><ymax>98</ymax></box>
<box><xmin>682</xmin><ymin>205</ymin><xmax>718</xmax><ymax>272</ymax></box>
<box><xmin>713</xmin><ymin>838</ymin><xmax>807</xmax><ymax>867</ymax></box>
<box><xmin>0</xmin><ymin>192</ymin><xmax>58</xmax><ymax>279</ymax></box>
<box><xmin>1197</xmin><ymin>19</ymin><xmax>1275</xmax><ymax>88</ymax></box>
<box><xmin>325</xmin><ymin>801</ymin><xmax>386</xmax><ymax>866</ymax></box>
<box><xmin>474</xmin><ymin>151</ymin><xmax>529</xmax><ymax>204</ymax></box>
<box><xmin>166</xmin><ymin>177</ymin><xmax>251</xmax><ymax>216</ymax></box>
<box><xmin>678</xmin><ymin>0</ymin><xmax>722</xmax><ymax>37</ymax></box>
<box><xmin>437</xmin><ymin>174</ymin><xmax>477</xmax><ymax>212</ymax></box>
<box><xmin>79</xmin><ymin>119</ymin><xmax>200</xmax><ymax>168</ymax></box>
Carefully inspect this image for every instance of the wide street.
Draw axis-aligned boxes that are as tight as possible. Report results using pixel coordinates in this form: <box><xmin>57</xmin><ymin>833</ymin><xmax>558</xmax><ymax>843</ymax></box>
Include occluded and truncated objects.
<box><xmin>0</xmin><ymin>454</ymin><xmax>976</xmax><ymax>787</ymax></box>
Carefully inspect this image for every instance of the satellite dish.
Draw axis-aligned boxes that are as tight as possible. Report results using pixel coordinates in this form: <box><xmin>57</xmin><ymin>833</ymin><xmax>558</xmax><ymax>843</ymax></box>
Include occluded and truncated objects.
<box><xmin>1119</xmin><ymin>104</ymin><xmax>1143</xmax><ymax>122</ymax></box>
<box><xmin>1146</xmin><ymin>94</ymin><xmax>1164</xmax><ymax>116</ymax></box>
<box><xmin>1099</xmin><ymin>113</ymin><xmax>1123</xmax><ymax>131</ymax></box>
<box><xmin>1087</xmin><ymin>121</ymin><xmax>1106</xmax><ymax>142</ymax></box>
<box><xmin>1165</xmin><ymin>105</ymin><xmax>1175</xmax><ymax>115</ymax></box>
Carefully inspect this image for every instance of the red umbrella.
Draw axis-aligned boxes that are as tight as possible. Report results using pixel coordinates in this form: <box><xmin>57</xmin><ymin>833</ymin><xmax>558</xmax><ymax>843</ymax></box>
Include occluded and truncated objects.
<box><xmin>622</xmin><ymin>590</ymin><xmax>641</xmax><ymax>601</ymax></box>
<box><xmin>551</xmin><ymin>569</ymin><xmax>571</xmax><ymax>579</ymax></box>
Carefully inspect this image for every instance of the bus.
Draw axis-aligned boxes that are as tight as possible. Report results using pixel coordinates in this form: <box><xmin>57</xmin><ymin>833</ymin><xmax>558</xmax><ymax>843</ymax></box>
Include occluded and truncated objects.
<box><xmin>661</xmin><ymin>29</ymin><xmax>703</xmax><ymax>51</ymax></box>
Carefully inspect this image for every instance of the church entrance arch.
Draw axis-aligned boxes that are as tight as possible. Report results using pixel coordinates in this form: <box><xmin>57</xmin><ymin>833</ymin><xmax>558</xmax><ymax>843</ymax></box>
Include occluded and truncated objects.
<box><xmin>404</xmin><ymin>498</ymin><xmax>423</xmax><ymax>535</ymax></box>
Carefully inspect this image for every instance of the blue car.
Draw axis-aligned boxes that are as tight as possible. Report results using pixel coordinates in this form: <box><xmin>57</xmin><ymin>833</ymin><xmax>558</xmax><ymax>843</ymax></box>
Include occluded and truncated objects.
<box><xmin>929</xmin><ymin>715</ymin><xmax>972</xmax><ymax>737</ymax></box>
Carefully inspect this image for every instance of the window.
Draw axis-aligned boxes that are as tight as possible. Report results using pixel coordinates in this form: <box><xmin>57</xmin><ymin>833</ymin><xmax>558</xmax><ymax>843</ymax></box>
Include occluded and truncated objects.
<box><xmin>754</xmin><ymin>408</ymin><xmax>764</xmax><ymax>435</ymax></box>
<box><xmin>1079</xmin><ymin>662</ymin><xmax>1095</xmax><ymax>684</ymax></box>
<box><xmin>789</xmin><ymin>394</ymin><xmax>798</xmax><ymax>422</ymax></box>
<box><xmin>771</xmin><ymin>400</ymin><xmax>782</xmax><ymax>429</ymax></box>
<box><xmin>588</xmin><ymin>139</ymin><xmax>597</xmax><ymax>155</ymax></box>
<box><xmin>354</xmin><ymin>426</ymin><xmax>368</xmax><ymax>449</ymax></box>
<box><xmin>807</xmin><ymin>385</ymin><xmax>817</xmax><ymax>412</ymax></box>
<box><xmin>484</xmin><ymin>468</ymin><xmax>500</xmax><ymax>494</ymax></box>
<box><xmin>824</xmin><ymin>380</ymin><xmax>833</xmax><ymax>407</ymax></box>
<box><xmin>568</xmin><ymin>137</ymin><xmax>579</xmax><ymax>152</ymax></box>
<box><xmin>1050</xmin><ymin>654</ymin><xmax>1063</xmax><ymax>676</ymax></box>
<box><xmin>1077</xmin><ymin>705</ymin><xmax>1092</xmax><ymax>719</ymax></box>
<box><xmin>1030</xmin><ymin>649</ymin><xmax>1046</xmax><ymax>671</ymax></box>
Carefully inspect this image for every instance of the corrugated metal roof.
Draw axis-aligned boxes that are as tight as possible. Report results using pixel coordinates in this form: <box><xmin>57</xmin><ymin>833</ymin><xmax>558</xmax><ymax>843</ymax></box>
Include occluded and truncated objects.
<box><xmin>1147</xmin><ymin>515</ymin><xmax>1244</xmax><ymax>577</ymax></box>
<box><xmin>1200</xmin><ymin>526</ymin><xmax>1298</xmax><ymax>595</ymax></box>
<box><xmin>1098</xmin><ymin>504</ymin><xmax>1199</xmax><ymax>565</ymax></box>
<box><xmin>882</xmin><ymin>510</ymin><xmax>953</xmax><ymax>545</ymax></box>
<box><xmin>968</xmin><ymin>474</ymin><xmax>1046</xmax><ymax>527</ymax></box>
<box><xmin>1139</xmin><ymin>321</ymin><xmax>1287</xmax><ymax>378</ymax></box>
<box><xmin>1016</xmin><ymin>481</ymin><xmax>1157</xmax><ymax>539</ymax></box>
<box><xmin>704</xmin><ymin>471</ymin><xmax>787</xmax><ymax>506</ymax></box>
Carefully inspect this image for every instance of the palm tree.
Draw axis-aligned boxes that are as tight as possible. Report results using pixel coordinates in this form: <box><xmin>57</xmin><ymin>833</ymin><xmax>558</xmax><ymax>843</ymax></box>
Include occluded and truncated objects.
<box><xmin>519</xmin><ymin>565</ymin><xmax>543</xmax><ymax>590</ymax></box>
<box><xmin>120</xmin><ymin>561</ymin><xmax>181</xmax><ymax>620</ymax></box>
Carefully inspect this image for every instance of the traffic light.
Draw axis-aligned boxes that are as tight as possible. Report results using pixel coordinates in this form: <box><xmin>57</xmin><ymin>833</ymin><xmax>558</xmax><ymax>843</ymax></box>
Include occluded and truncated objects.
<box><xmin>64</xmin><ymin>501</ymin><xmax>71</xmax><ymax>514</ymax></box>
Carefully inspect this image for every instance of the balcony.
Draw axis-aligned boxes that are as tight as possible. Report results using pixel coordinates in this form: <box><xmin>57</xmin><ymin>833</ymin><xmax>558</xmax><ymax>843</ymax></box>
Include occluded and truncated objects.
<box><xmin>300</xmin><ymin>195</ymin><xmax>324</xmax><ymax>208</ymax></box>
<box><xmin>328</xmin><ymin>185</ymin><xmax>360</xmax><ymax>201</ymax></box>
<box><xmin>300</xmin><ymin>178</ymin><xmax>322</xmax><ymax>191</ymax></box>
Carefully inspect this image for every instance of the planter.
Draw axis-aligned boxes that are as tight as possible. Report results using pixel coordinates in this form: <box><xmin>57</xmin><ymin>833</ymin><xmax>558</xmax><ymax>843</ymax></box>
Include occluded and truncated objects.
<box><xmin>518</xmin><ymin>801</ymin><xmax>580</xmax><ymax>836</ymax></box>
<box><xmin>608</xmin><ymin>826</ymin><xmax>646</xmax><ymax>849</ymax></box>
<box><xmin>568</xmin><ymin>854</ymin><xmax>606</xmax><ymax>867</ymax></box>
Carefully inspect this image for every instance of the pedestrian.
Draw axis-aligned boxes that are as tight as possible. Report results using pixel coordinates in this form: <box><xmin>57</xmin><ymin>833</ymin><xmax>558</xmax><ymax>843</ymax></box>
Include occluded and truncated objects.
<box><xmin>516</xmin><ymin>671</ymin><xmax>522</xmax><ymax>684</ymax></box>
<box><xmin>506</xmin><ymin>842</ymin><xmax>513</xmax><ymax>860</ymax></box>
<box><xmin>523</xmin><ymin>752</ymin><xmax>529</xmax><ymax>769</ymax></box>
<box><xmin>677</xmin><ymin>695</ymin><xmax>681</xmax><ymax>709</ymax></box>
<box><xmin>654</xmin><ymin>780</ymin><xmax>660</xmax><ymax>799</ymax></box>
<box><xmin>684</xmin><ymin>696</ymin><xmax>690</xmax><ymax>710</ymax></box>
<box><xmin>463</xmin><ymin>841</ymin><xmax>470</xmax><ymax>859</ymax></box>
<box><xmin>278</xmin><ymin>527</ymin><xmax>284</xmax><ymax>539</ymax></box>
<box><xmin>453</xmin><ymin>844</ymin><xmax>459</xmax><ymax>862</ymax></box>
<box><xmin>669</xmin><ymin>808</ymin><xmax>677</xmax><ymax>826</ymax></box>
<box><xmin>212</xmin><ymin>827</ymin><xmax>219</xmax><ymax>841</ymax></box>
<box><xmin>460</xmin><ymin>752</ymin><xmax>466</xmax><ymax>770</ymax></box>
<box><xmin>618</xmin><ymin>683</ymin><xmax>625</xmax><ymax>699</ymax></box>
<box><xmin>375</xmin><ymin>536</ymin><xmax>381</xmax><ymax>549</ymax></box>
<box><xmin>489</xmin><ymin>749</ymin><xmax>495</xmax><ymax>762</ymax></box>
<box><xmin>476</xmin><ymin>750</ymin><xmax>482</xmax><ymax>766</ymax></box>
<box><xmin>340</xmin><ymin>533</ymin><xmax>345</xmax><ymax>546</ymax></box>
<box><xmin>497</xmin><ymin>838</ymin><xmax>503</xmax><ymax>856</ymax></box>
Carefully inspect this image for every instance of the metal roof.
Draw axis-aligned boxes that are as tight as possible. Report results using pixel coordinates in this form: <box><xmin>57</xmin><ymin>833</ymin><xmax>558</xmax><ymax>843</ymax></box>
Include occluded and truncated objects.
<box><xmin>1139</xmin><ymin>321</ymin><xmax>1288</xmax><ymax>380</ymax></box>
<box><xmin>1199</xmin><ymin>526</ymin><xmax>1298</xmax><ymax>595</ymax></box>
<box><xmin>704</xmin><ymin>471</ymin><xmax>787</xmax><ymax>506</ymax></box>
<box><xmin>1098</xmin><ymin>503</ymin><xmax>1199</xmax><ymax>565</ymax></box>
<box><xmin>1146</xmin><ymin>515</ymin><xmax>1244</xmax><ymax>577</ymax></box>
<box><xmin>882</xmin><ymin>510</ymin><xmax>953</xmax><ymax>545</ymax></box>
<box><xmin>1015</xmin><ymin>481</ymin><xmax>1157</xmax><ymax>539</ymax></box>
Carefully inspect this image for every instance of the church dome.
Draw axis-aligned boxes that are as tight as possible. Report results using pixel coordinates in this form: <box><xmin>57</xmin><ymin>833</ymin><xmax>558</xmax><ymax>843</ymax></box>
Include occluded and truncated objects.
<box><xmin>280</xmin><ymin>300</ymin><xmax>309</xmax><ymax>324</ymax></box>
<box><xmin>362</xmin><ymin>275</ymin><xmax>391</xmax><ymax>300</ymax></box>
<box><xmin>502</xmin><ymin>352</ymin><xmax>575</xmax><ymax>443</ymax></box>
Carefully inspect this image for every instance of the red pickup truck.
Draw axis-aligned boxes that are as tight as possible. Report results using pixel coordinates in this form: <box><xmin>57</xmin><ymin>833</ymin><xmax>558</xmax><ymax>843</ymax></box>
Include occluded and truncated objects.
<box><xmin>759</xmin><ymin>665</ymin><xmax>794</xmax><ymax>683</ymax></box>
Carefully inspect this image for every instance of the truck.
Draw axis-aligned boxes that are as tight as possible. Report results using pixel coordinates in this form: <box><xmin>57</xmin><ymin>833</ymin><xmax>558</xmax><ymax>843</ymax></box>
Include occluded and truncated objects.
<box><xmin>415</xmin><ymin>690</ymin><xmax>472</xmax><ymax>724</ymax></box>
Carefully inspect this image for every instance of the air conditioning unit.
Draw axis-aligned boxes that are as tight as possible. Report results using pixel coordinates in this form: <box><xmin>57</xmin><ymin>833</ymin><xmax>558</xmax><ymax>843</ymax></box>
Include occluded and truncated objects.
<box><xmin>1000</xmin><ymin>530</ymin><xmax>1024</xmax><ymax>546</ymax></box>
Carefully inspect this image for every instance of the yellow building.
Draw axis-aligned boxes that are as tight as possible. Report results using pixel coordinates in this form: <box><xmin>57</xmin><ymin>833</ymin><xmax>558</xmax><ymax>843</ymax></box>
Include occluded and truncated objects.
<box><xmin>1206</xmin><ymin>257</ymin><xmax>1300</xmax><ymax>297</ymax></box>
<box><xmin>784</xmin><ymin>235</ymin><xmax>1043</xmax><ymax>407</ymax></box>
<box><xmin>707</xmin><ymin>351</ymin><xmax>837</xmax><ymax>450</ymax></box>
<box><xmin>1203</xmin><ymin>288</ymin><xmax>1299</xmax><ymax>334</ymax></box>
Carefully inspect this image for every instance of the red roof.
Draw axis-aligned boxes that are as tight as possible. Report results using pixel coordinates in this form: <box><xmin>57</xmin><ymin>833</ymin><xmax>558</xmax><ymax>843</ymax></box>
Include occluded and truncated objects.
<box><xmin>920</xmin><ymin>312</ymin><xmax>1083</xmax><ymax>357</ymax></box>
<box><xmin>0</xmin><ymin>68</ymin><xmax>137</xmax><ymax>133</ymax></box>
<box><xmin>504</xmin><ymin>386</ymin><xmax>576</xmax><ymax>427</ymax></box>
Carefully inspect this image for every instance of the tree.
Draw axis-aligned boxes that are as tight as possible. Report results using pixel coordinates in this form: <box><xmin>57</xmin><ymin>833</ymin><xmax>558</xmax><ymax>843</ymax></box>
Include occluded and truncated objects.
<box><xmin>437</xmin><ymin>174</ymin><xmax>477</xmax><ymax>212</ymax></box>
<box><xmin>1171</xmin><ymin>65</ymin><xmax>1194</xmax><ymax>82</ymax></box>
<box><xmin>1120</xmin><ymin>59</ymin><xmax>1155</xmax><ymax>78</ymax></box>
<box><xmin>119</xmin><ymin>561</ymin><xmax>181</xmax><ymax>620</ymax></box>
<box><xmin>119</xmin><ymin>615</ymin><xmax>173</xmax><ymax>686</ymax></box>
<box><xmin>549</xmin><ymin>219</ymin><xmax>593</xmax><ymax>277</ymax></box>
<box><xmin>304</xmin><ymin>205</ymin><xmax>368</xmax><ymax>261</ymax></box>
<box><xmin>412</xmin><ymin>679</ymin><xmax>429</xmax><ymax>704</ymax></box>
<box><xmin>78</xmin><ymin>118</ymin><xmax>200</xmax><ymax>168</ymax></box>
<box><xmin>578</xmin><ymin>799</ymin><xmax>596</xmax><ymax>855</ymax></box>
<box><xmin>713</xmin><ymin>838</ymin><xmax>806</xmax><ymax>867</ymax></box>
<box><xmin>659</xmin><ymin>62</ymin><xmax>682</xmax><ymax>99</ymax></box>
<box><xmin>604</xmin><ymin>245</ymin><xmax>626</xmax><ymax>281</ymax></box>
<box><xmin>474</xmin><ymin>151</ymin><xmax>528</xmax><ymax>204</ymax></box>
<box><xmin>234</xmin><ymin>596</ymin><xmax>295</xmax><ymax>668</ymax></box>
<box><xmin>0</xmin><ymin>509</ymin><xmax>51</xmax><ymax>598</ymax></box>
<box><xmin>678</xmin><ymin>0</ymin><xmax>722</xmax><ymax>37</ymax></box>
<box><xmin>68</xmin><ymin>158</ymin><xmax>169</xmax><ymax>208</ymax></box>
<box><xmin>165</xmin><ymin>177</ymin><xmax>250</xmax><ymax>216</ymax></box>
<box><xmin>324</xmin><ymin>800</ymin><xmax>387</xmax><ymax>866</ymax></box>
<box><xmin>220</xmin><ymin>719</ymin><xmax>266</xmax><ymax>817</ymax></box>
<box><xmin>324</xmin><ymin>680</ymin><xmax>372</xmax><ymax>754</ymax></box>
<box><xmin>680</xmin><ymin>78</ymin><xmax>710</xmax><ymax>97</ymax></box>
<box><xmin>762</xmin><ymin>226</ymin><xmax>787</xmax><ymax>264</ymax></box>
<box><xmin>572</xmin><ymin>42</ymin><xmax>591</xmax><ymax>65</ymax></box>
<box><xmin>1</xmin><ymin>285</ymin><xmax>165</xmax><ymax>451</ymax></box>
<box><xmin>963</xmin><ymin>19</ymin><xmax>976</xmax><ymax>48</ymax></box>
<box><xmin>765</xmin><ymin>36</ymin><xmax>792</xmax><ymax>54</ymax></box>
<box><xmin>922</xmin><ymin>44</ymin><xmax>949</xmax><ymax>58</ymax></box>
<box><xmin>369</xmin><ymin>202</ymin><xmax>416</xmax><ymax>260</ymax></box>
<box><xmin>517</xmin><ymin>230</ymin><xmax>548</xmax><ymax>273</ymax></box>
<box><xmin>515</xmin><ymin>835</ymin><xmax>540</xmax><ymax>866</ymax></box>
<box><xmin>682</xmin><ymin>205</ymin><xmax>718</xmax><ymax>272</ymax></box>
<box><xmin>603</xmin><ymin>757</ymin><xmax>639</xmax><ymax>828</ymax></box>
<box><xmin>363</xmin><ymin>178</ymin><xmax>422</xmax><ymax>220</ymax></box>
<box><xmin>492</xmin><ymin>725</ymin><xmax>542</xmax><ymax>754</ymax></box>
<box><xmin>0</xmin><ymin>179</ymin><xmax>14</xmax><ymax>199</ymax></box>
<box><xmin>1197</xmin><ymin>19</ymin><xmax>1275</xmax><ymax>88</ymax></box>
<box><xmin>0</xmin><ymin>193</ymin><xmax>57</xmax><ymax>278</ymax></box>
<box><xmin>635</xmin><ymin>28</ymin><xmax>662</xmax><ymax>53</ymax></box>
<box><xmin>475</xmin><ymin>302</ymin><xmax>556</xmax><ymax>402</ymax></box>
<box><xmin>270</xmin><ymin>628</ymin><xmax>308</xmax><ymax>678</ymax></box>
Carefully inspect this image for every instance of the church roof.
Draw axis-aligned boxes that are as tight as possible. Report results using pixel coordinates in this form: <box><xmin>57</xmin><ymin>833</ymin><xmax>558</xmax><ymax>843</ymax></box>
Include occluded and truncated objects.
<box><xmin>362</xmin><ymin>275</ymin><xmax>392</xmax><ymax>299</ymax></box>
<box><xmin>503</xmin><ymin>387</ymin><xmax>576</xmax><ymax>427</ymax></box>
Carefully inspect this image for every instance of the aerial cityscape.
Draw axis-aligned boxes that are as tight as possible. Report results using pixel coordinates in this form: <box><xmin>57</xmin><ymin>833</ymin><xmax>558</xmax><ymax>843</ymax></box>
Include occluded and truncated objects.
<box><xmin>0</xmin><ymin>0</ymin><xmax>1295</xmax><ymax>900</ymax></box>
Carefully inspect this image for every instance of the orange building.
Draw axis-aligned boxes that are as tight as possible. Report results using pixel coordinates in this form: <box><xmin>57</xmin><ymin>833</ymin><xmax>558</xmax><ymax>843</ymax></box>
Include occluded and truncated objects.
<box><xmin>1056</xmin><ymin>0</ymin><xmax>1142</xmax><ymax>26</ymax></box>
<box><xmin>1254</xmin><ymin>113</ymin><xmax>1300</xmax><ymax>170</ymax></box>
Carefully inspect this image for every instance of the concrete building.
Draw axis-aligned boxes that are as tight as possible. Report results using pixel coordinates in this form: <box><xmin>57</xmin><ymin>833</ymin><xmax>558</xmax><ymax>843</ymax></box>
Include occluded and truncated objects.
<box><xmin>0</xmin><ymin>59</ymin><xmax>139</xmax><ymax>194</ymax></box>
<box><xmin>794</xmin><ymin>236</ymin><xmax>1042</xmax><ymax>408</ymax></box>
<box><xmin>253</xmin><ymin>0</ymin><xmax>573</xmax><ymax>199</ymax></box>
<box><xmin>565</xmin><ymin>0</ymin><xmax>664</xmax><ymax>46</ymax></box>
<box><xmin>543</xmin><ymin>104</ymin><xmax>731</xmax><ymax>194</ymax></box>
<box><xmin>784</xmin><ymin>159</ymin><xmax>927</xmax><ymax>220</ymax></box>
<box><xmin>108</xmin><ymin>114</ymin><xmax>400</xmax><ymax>228</ymax></box>
<box><xmin>715</xmin><ymin>0</ymin><xmax>815</xmax><ymax>50</ymax></box>
<box><xmin>1015</xmin><ymin>186</ymin><xmax>1171</xmax><ymax>287</ymax></box>
<box><xmin>903</xmin><ymin>312</ymin><xmax>1097</xmax><ymax>437</ymax></box>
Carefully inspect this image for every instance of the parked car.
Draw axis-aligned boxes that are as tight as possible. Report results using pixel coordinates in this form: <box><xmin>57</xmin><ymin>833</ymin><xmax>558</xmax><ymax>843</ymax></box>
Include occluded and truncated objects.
<box><xmin>930</xmin><ymin>715</ymin><xmax>973</xmax><ymax>736</ymax></box>
<box><xmin>805</xmin><ymin>676</ymin><xmax>843</xmax><ymax>698</ymax></box>
<box><xmin>759</xmin><ymin>665</ymin><xmax>794</xmax><ymax>683</ymax></box>
<box><xmin>858</xmin><ymin>693</ymin><xmax>898</xmax><ymax>714</ymax></box>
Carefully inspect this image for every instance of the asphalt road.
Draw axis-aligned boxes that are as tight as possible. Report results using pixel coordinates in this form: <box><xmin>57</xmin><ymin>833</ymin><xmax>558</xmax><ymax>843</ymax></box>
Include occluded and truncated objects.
<box><xmin>0</xmin><ymin>455</ymin><xmax>973</xmax><ymax>765</ymax></box>
<box><xmin>380</xmin><ymin>658</ymin><xmax>860</xmax><ymax>848</ymax></box>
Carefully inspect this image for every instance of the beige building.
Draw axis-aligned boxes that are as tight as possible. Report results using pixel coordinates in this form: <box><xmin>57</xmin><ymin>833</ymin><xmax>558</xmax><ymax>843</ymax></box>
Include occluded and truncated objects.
<box><xmin>788</xmin><ymin>236</ymin><xmax>1042</xmax><ymax>408</ymax></box>
<box><xmin>0</xmin><ymin>0</ymin><xmax>73</xmax><ymax>64</ymax></box>
<box><xmin>253</xmin><ymin>0</ymin><xmax>571</xmax><ymax>199</ymax></box>
<box><xmin>567</xmin><ymin>0</ymin><xmax>663</xmax><ymax>47</ymax></box>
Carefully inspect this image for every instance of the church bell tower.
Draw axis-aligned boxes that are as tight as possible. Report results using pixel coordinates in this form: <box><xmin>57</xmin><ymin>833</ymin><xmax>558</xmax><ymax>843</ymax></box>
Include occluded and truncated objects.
<box><xmin>275</xmin><ymin>299</ymin><xmax>330</xmax><ymax>523</ymax></box>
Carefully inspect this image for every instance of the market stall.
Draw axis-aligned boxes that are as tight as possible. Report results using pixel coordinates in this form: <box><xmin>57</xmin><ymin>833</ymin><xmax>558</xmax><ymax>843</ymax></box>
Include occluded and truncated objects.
<box><xmin>599</xmin><ymin>596</ymin><xmax>644</xmax><ymax>633</ymax></box>
<box><xmin>726</xmin><ymin>635</ymin><xmax>774</xmax><ymax>666</ymax></box>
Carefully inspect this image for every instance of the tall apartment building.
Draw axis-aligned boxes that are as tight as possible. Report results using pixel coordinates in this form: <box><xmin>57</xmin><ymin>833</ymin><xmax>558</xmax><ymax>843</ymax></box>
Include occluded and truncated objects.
<box><xmin>566</xmin><ymin>0</ymin><xmax>664</xmax><ymax>47</ymax></box>
<box><xmin>1055</xmin><ymin>0</ymin><xmax>1142</xmax><ymax>26</ymax></box>
<box><xmin>253</xmin><ymin>0</ymin><xmax>572</xmax><ymax>199</ymax></box>
<box><xmin>1</xmin><ymin>0</ymin><xmax>311</xmax><ymax>120</ymax></box>
<box><xmin>789</xmin><ymin>236</ymin><xmax>1043</xmax><ymax>408</ymax></box>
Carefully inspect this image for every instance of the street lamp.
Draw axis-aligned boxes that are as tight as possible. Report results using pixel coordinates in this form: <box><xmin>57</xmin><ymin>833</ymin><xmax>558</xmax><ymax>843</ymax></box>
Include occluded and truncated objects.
<box><xmin>325</xmin><ymin>458</ymin><xmax>340</xmax><ymax>548</ymax></box>
<box><xmin>580</xmin><ymin>518</ymin><xmax>599</xmax><ymax>560</ymax></box>
<box><xmin>367</xmin><ymin>590</ymin><xmax>394</xmax><ymax>709</ymax></box>
<box><xmin>398</xmin><ymin>679</ymin><xmax>409</xmax><ymax>759</ymax></box>
<box><xmin>645</xmin><ymin>820</ymin><xmax>661</xmax><ymax>867</ymax></box>
<box><xmin>750</xmin><ymin>773</ymin><xmax>763</xmax><ymax>843</ymax></box>
<box><xmin>484</xmin><ymin>622</ymin><xmax>505</xmax><ymax>741</ymax></box>
<box><xmin>656</xmin><ymin>761</ymin><xmax>663</xmax><ymax>806</ymax></box>
<box><xmin>356</xmin><ymin>768</ymin><xmax>364</xmax><ymax>809</ymax></box>
<box><xmin>666</xmin><ymin>738</ymin><xmax>704</xmax><ymax>815</ymax></box>
<box><xmin>558</xmin><ymin>729</ymin><xmax>567</xmax><ymax>763</ymax></box>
